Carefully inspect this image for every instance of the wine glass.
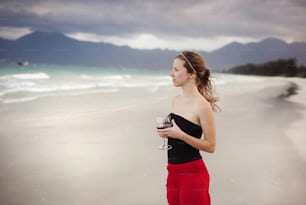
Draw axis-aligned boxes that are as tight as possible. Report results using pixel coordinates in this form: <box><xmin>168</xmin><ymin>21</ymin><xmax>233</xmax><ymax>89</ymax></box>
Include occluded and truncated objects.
<box><xmin>156</xmin><ymin>115</ymin><xmax>172</xmax><ymax>150</ymax></box>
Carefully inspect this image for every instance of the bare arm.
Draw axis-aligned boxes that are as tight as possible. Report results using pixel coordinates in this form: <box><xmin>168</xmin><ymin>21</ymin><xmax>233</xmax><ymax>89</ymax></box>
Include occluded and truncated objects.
<box><xmin>180</xmin><ymin>105</ymin><xmax>216</xmax><ymax>153</ymax></box>
<box><xmin>158</xmin><ymin>103</ymin><xmax>216</xmax><ymax>153</ymax></box>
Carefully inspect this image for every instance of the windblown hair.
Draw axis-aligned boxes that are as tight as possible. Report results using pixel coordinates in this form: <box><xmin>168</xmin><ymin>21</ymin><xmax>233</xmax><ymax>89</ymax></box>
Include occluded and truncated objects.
<box><xmin>177</xmin><ymin>51</ymin><xmax>220</xmax><ymax>111</ymax></box>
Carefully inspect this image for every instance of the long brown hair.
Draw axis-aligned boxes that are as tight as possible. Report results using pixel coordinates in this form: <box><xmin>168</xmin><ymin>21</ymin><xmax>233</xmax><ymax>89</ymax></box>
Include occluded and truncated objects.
<box><xmin>176</xmin><ymin>50</ymin><xmax>220</xmax><ymax>111</ymax></box>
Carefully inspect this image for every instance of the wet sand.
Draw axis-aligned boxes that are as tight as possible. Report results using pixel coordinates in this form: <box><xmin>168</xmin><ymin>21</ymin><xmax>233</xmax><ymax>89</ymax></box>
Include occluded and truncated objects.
<box><xmin>0</xmin><ymin>77</ymin><xmax>305</xmax><ymax>205</ymax></box>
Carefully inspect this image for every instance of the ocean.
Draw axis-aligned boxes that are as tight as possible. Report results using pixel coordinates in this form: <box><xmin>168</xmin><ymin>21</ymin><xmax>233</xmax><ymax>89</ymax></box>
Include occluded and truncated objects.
<box><xmin>2</xmin><ymin>64</ymin><xmax>304</xmax><ymax>205</ymax></box>
<box><xmin>0</xmin><ymin>64</ymin><xmax>264</xmax><ymax>105</ymax></box>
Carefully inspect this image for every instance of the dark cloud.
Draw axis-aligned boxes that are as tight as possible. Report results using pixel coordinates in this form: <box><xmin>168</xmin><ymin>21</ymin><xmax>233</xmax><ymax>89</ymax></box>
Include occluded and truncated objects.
<box><xmin>0</xmin><ymin>0</ymin><xmax>305</xmax><ymax>41</ymax></box>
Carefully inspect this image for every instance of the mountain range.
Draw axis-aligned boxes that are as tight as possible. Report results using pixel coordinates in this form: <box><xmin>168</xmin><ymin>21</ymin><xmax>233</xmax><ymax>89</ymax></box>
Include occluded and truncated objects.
<box><xmin>0</xmin><ymin>31</ymin><xmax>305</xmax><ymax>71</ymax></box>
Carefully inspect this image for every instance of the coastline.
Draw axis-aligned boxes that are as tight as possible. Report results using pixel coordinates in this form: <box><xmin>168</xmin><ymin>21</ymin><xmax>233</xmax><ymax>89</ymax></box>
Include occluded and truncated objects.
<box><xmin>210</xmin><ymin>76</ymin><xmax>306</xmax><ymax>205</ymax></box>
<box><xmin>0</xmin><ymin>75</ymin><xmax>305</xmax><ymax>205</ymax></box>
<box><xmin>283</xmin><ymin>78</ymin><xmax>306</xmax><ymax>163</ymax></box>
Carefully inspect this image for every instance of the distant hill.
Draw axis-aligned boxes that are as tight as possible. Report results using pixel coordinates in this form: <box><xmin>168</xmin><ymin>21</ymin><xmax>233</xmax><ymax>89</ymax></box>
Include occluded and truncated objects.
<box><xmin>226</xmin><ymin>58</ymin><xmax>306</xmax><ymax>78</ymax></box>
<box><xmin>211</xmin><ymin>38</ymin><xmax>306</xmax><ymax>70</ymax></box>
<box><xmin>0</xmin><ymin>31</ymin><xmax>305</xmax><ymax>71</ymax></box>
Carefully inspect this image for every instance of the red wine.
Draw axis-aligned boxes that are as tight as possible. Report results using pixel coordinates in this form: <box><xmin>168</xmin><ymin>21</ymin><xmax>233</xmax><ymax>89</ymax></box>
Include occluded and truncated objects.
<box><xmin>157</xmin><ymin>123</ymin><xmax>172</xmax><ymax>129</ymax></box>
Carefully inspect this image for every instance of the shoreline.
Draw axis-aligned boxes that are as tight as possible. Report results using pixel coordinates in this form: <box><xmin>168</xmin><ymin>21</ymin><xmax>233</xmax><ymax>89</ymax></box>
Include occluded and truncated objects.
<box><xmin>283</xmin><ymin>78</ymin><xmax>306</xmax><ymax>163</ymax></box>
<box><xmin>0</xmin><ymin>76</ymin><xmax>305</xmax><ymax>205</ymax></box>
<box><xmin>210</xmin><ymin>77</ymin><xmax>306</xmax><ymax>205</ymax></box>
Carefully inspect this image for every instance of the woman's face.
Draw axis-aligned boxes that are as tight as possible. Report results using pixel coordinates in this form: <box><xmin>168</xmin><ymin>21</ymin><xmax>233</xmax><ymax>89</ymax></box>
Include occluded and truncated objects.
<box><xmin>169</xmin><ymin>58</ymin><xmax>190</xmax><ymax>87</ymax></box>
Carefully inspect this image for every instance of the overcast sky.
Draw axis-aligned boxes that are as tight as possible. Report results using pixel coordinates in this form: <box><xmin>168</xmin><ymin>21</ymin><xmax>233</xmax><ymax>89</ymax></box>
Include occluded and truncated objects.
<box><xmin>0</xmin><ymin>0</ymin><xmax>305</xmax><ymax>51</ymax></box>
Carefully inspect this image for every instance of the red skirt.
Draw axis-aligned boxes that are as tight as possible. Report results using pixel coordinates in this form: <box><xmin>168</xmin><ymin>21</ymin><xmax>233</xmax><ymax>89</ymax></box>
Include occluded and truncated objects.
<box><xmin>166</xmin><ymin>159</ymin><xmax>210</xmax><ymax>205</ymax></box>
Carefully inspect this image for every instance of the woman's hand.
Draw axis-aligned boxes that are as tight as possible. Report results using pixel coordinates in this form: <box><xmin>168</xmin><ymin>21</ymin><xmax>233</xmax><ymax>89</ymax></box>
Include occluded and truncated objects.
<box><xmin>156</xmin><ymin>120</ymin><xmax>183</xmax><ymax>139</ymax></box>
<box><xmin>156</xmin><ymin>128</ymin><xmax>168</xmax><ymax>138</ymax></box>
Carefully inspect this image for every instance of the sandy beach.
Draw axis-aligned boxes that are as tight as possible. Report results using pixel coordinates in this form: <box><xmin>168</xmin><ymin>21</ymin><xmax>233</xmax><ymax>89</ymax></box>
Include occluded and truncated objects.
<box><xmin>0</xmin><ymin>75</ymin><xmax>305</xmax><ymax>205</ymax></box>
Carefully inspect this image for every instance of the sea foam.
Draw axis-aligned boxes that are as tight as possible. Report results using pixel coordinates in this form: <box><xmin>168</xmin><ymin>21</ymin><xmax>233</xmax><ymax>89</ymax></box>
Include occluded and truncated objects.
<box><xmin>11</xmin><ymin>73</ymin><xmax>50</xmax><ymax>80</ymax></box>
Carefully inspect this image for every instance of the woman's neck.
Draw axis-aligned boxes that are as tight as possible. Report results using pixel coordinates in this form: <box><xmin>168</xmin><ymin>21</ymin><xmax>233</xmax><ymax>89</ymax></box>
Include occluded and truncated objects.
<box><xmin>181</xmin><ymin>84</ymin><xmax>199</xmax><ymax>97</ymax></box>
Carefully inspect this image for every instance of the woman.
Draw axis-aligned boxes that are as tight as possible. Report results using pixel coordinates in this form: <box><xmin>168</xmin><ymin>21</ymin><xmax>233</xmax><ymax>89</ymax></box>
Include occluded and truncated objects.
<box><xmin>157</xmin><ymin>50</ymin><xmax>219</xmax><ymax>205</ymax></box>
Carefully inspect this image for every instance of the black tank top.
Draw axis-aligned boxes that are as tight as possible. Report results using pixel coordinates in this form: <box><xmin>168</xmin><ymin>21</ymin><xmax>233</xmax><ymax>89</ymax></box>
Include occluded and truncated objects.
<box><xmin>168</xmin><ymin>113</ymin><xmax>203</xmax><ymax>164</ymax></box>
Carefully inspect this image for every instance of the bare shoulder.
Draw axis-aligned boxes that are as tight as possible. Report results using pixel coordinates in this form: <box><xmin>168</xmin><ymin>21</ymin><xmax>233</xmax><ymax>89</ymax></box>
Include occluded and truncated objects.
<box><xmin>196</xmin><ymin>95</ymin><xmax>214</xmax><ymax>117</ymax></box>
<box><xmin>196</xmin><ymin>95</ymin><xmax>211</xmax><ymax>109</ymax></box>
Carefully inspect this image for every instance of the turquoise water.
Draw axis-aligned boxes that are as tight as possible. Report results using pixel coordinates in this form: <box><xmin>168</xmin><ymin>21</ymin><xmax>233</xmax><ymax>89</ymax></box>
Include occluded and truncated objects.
<box><xmin>0</xmin><ymin>64</ymin><xmax>264</xmax><ymax>104</ymax></box>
